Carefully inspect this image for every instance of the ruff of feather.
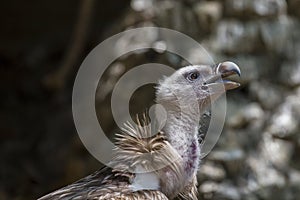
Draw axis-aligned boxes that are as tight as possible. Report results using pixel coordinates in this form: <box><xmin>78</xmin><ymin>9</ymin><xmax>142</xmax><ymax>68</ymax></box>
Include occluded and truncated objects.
<box><xmin>111</xmin><ymin>115</ymin><xmax>187</xmax><ymax>198</ymax></box>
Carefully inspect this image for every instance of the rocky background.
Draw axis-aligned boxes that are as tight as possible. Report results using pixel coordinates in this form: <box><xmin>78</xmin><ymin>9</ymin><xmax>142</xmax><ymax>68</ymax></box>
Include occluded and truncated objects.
<box><xmin>1</xmin><ymin>0</ymin><xmax>300</xmax><ymax>199</ymax></box>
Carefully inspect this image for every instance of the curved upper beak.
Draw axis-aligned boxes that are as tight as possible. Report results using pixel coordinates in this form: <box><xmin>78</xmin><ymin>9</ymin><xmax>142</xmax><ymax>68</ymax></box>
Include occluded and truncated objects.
<box><xmin>215</xmin><ymin>61</ymin><xmax>241</xmax><ymax>78</ymax></box>
<box><xmin>215</xmin><ymin>61</ymin><xmax>241</xmax><ymax>90</ymax></box>
<box><xmin>204</xmin><ymin>61</ymin><xmax>241</xmax><ymax>92</ymax></box>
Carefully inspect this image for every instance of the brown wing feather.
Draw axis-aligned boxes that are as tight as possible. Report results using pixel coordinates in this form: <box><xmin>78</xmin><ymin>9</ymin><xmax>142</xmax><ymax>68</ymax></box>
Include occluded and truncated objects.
<box><xmin>38</xmin><ymin>166</ymin><xmax>169</xmax><ymax>200</ymax></box>
<box><xmin>38</xmin><ymin>167</ymin><xmax>127</xmax><ymax>199</ymax></box>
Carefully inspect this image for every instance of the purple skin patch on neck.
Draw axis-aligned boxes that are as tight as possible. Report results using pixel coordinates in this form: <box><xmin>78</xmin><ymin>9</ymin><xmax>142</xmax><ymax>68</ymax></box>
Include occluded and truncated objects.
<box><xmin>185</xmin><ymin>140</ymin><xmax>199</xmax><ymax>173</ymax></box>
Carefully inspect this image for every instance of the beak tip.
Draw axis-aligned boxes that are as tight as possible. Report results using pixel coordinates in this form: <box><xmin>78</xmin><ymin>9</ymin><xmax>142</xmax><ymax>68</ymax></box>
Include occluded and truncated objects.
<box><xmin>235</xmin><ymin>69</ymin><xmax>241</xmax><ymax>77</ymax></box>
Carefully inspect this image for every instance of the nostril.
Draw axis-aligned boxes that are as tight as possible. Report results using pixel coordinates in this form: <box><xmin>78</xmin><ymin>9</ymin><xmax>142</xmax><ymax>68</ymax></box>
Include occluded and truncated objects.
<box><xmin>201</xmin><ymin>85</ymin><xmax>208</xmax><ymax>90</ymax></box>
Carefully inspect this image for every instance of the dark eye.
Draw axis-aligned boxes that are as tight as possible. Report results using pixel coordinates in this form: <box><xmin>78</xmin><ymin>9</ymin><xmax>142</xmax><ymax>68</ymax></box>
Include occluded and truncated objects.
<box><xmin>187</xmin><ymin>72</ymin><xmax>200</xmax><ymax>81</ymax></box>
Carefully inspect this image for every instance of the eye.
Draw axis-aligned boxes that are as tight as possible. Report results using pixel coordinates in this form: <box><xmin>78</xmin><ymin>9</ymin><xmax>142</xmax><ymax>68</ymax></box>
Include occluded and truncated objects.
<box><xmin>187</xmin><ymin>72</ymin><xmax>200</xmax><ymax>81</ymax></box>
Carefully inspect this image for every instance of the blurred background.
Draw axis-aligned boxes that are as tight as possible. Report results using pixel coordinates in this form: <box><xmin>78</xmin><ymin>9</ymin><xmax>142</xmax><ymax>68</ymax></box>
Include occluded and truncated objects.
<box><xmin>1</xmin><ymin>0</ymin><xmax>300</xmax><ymax>199</ymax></box>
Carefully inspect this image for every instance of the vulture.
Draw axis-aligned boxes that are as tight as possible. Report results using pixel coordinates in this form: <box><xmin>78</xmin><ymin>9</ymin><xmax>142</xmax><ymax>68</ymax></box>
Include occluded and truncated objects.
<box><xmin>39</xmin><ymin>61</ymin><xmax>241</xmax><ymax>200</ymax></box>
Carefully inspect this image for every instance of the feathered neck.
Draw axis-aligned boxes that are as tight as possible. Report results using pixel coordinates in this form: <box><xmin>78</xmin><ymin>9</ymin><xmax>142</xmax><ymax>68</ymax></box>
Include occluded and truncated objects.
<box><xmin>161</xmin><ymin>104</ymin><xmax>201</xmax><ymax>179</ymax></box>
<box><xmin>154</xmin><ymin>83</ymin><xmax>203</xmax><ymax>196</ymax></box>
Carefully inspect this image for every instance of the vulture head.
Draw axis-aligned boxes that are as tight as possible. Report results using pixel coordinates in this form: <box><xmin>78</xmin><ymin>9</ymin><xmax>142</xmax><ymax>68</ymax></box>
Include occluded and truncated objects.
<box><xmin>156</xmin><ymin>61</ymin><xmax>241</xmax><ymax>121</ymax></box>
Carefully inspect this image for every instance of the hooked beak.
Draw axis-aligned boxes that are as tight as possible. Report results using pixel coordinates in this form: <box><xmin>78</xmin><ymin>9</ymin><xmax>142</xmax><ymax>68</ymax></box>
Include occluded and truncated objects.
<box><xmin>204</xmin><ymin>61</ymin><xmax>241</xmax><ymax>94</ymax></box>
